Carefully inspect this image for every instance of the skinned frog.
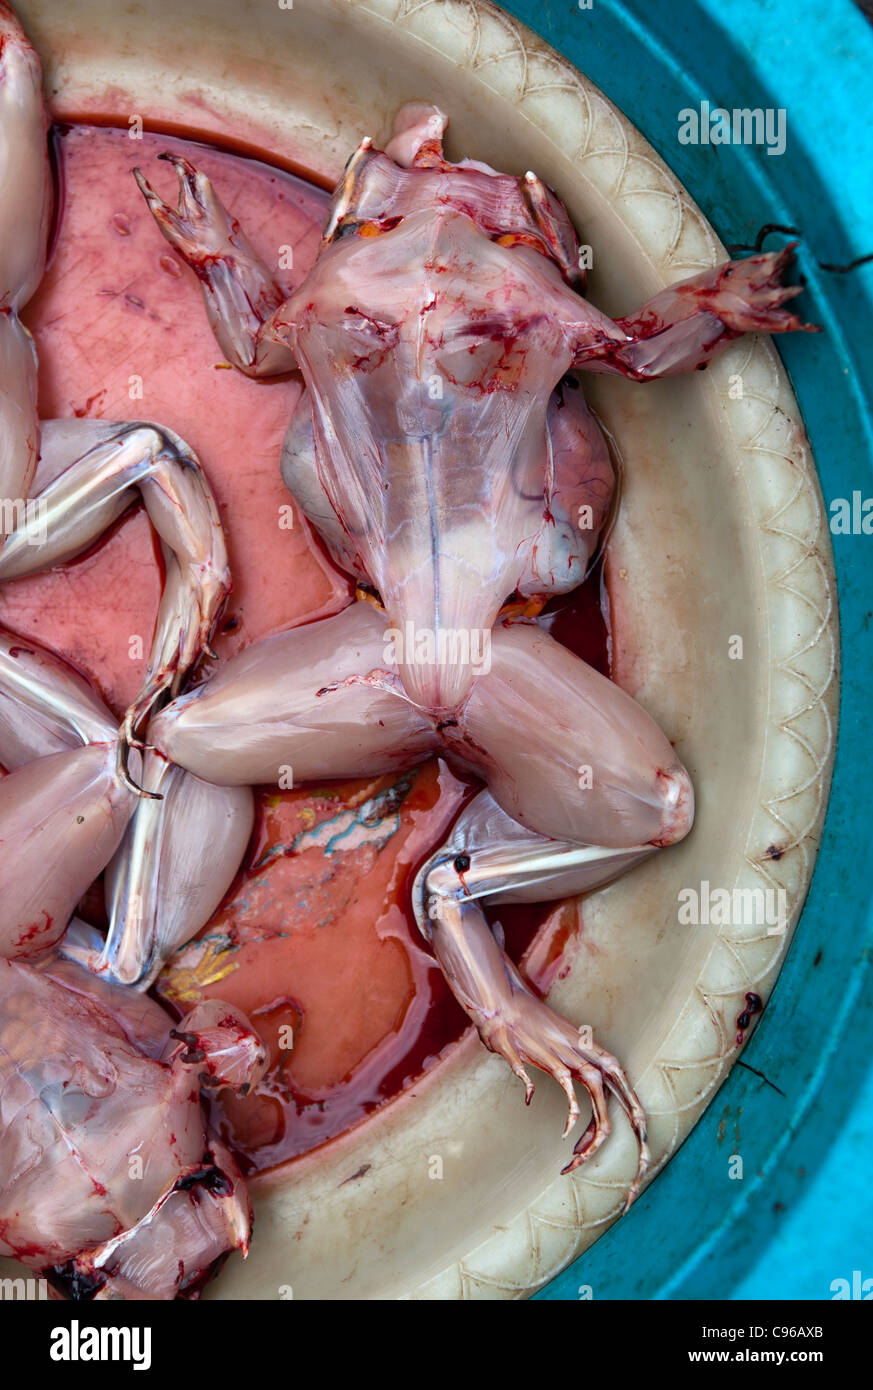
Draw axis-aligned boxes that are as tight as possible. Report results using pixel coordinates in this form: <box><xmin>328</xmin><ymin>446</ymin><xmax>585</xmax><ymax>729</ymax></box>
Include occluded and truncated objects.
<box><xmin>0</xmin><ymin>939</ymin><xmax>267</xmax><ymax>1299</ymax></box>
<box><xmin>135</xmin><ymin>103</ymin><xmax>812</xmax><ymax>713</ymax></box>
<box><xmin>131</xmin><ymin>102</ymin><xmax>815</xmax><ymax>1207</ymax></box>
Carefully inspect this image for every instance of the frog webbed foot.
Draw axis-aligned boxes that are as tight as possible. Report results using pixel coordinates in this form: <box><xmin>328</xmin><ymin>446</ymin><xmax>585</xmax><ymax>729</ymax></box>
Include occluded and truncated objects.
<box><xmin>480</xmin><ymin>960</ymin><xmax>651</xmax><ymax>1205</ymax></box>
<box><xmin>412</xmin><ymin>790</ymin><xmax>659</xmax><ymax>1210</ymax></box>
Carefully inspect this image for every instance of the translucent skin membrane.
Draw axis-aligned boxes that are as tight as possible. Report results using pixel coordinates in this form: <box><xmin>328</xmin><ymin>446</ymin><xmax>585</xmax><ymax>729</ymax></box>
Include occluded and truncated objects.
<box><xmin>285</xmin><ymin>213</ymin><xmax>596</xmax><ymax>711</ymax></box>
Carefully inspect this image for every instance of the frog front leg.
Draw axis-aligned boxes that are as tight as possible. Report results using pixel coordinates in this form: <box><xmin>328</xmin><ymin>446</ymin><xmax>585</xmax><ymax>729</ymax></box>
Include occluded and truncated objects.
<box><xmin>568</xmin><ymin>244</ymin><xmax>818</xmax><ymax>380</ymax></box>
<box><xmin>133</xmin><ymin>154</ymin><xmax>298</xmax><ymax>376</ymax></box>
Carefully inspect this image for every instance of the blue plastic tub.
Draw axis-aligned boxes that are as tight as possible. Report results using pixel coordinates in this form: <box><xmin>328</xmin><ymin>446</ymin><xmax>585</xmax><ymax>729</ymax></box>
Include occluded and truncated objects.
<box><xmin>490</xmin><ymin>0</ymin><xmax>873</xmax><ymax>1301</ymax></box>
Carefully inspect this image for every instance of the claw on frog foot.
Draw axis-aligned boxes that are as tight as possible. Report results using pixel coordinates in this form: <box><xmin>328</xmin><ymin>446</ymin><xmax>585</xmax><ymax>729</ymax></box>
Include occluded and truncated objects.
<box><xmin>492</xmin><ymin>956</ymin><xmax>651</xmax><ymax>1208</ymax></box>
<box><xmin>484</xmin><ymin>1017</ymin><xmax>536</xmax><ymax>1105</ymax></box>
<box><xmin>132</xmin><ymin>156</ymin><xmax>212</xmax><ymax>253</ymax></box>
<box><xmin>496</xmin><ymin>986</ymin><xmax>651</xmax><ymax>1206</ymax></box>
<box><xmin>558</xmin><ymin>1036</ymin><xmax>652</xmax><ymax>1211</ymax></box>
<box><xmin>157</xmin><ymin>149</ymin><xmax>200</xmax><ymax>181</ymax></box>
<box><xmin>121</xmin><ymin>681</ymin><xmax>168</xmax><ymax>753</ymax></box>
<box><xmin>418</xmin><ymin>899</ymin><xmax>650</xmax><ymax>1208</ymax></box>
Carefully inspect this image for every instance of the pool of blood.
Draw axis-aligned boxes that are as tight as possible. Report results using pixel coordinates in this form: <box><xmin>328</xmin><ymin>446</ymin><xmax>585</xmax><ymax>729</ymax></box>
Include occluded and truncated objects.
<box><xmin>1</xmin><ymin>124</ymin><xmax>612</xmax><ymax>1174</ymax></box>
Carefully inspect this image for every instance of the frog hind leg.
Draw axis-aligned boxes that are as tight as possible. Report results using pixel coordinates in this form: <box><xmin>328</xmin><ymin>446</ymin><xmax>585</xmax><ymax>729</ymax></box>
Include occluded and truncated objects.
<box><xmin>421</xmin><ymin>620</ymin><xmax>695</xmax><ymax>1208</ymax></box>
<box><xmin>0</xmin><ymin>417</ymin><xmax>231</xmax><ymax>785</ymax></box>
<box><xmin>412</xmin><ymin>789</ymin><xmax>654</xmax><ymax>1211</ymax></box>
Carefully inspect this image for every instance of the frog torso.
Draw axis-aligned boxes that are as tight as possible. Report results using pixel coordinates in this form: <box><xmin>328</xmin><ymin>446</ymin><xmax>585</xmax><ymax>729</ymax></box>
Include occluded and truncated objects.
<box><xmin>278</xmin><ymin>185</ymin><xmax>615</xmax><ymax>712</ymax></box>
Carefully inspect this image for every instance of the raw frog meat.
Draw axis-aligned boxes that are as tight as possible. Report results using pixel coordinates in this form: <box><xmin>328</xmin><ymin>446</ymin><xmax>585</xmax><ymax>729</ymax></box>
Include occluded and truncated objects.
<box><xmin>133</xmin><ymin>104</ymin><xmax>814</xmax><ymax>1204</ymax></box>
<box><xmin>0</xmin><ymin>939</ymin><xmax>267</xmax><ymax>1299</ymax></box>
